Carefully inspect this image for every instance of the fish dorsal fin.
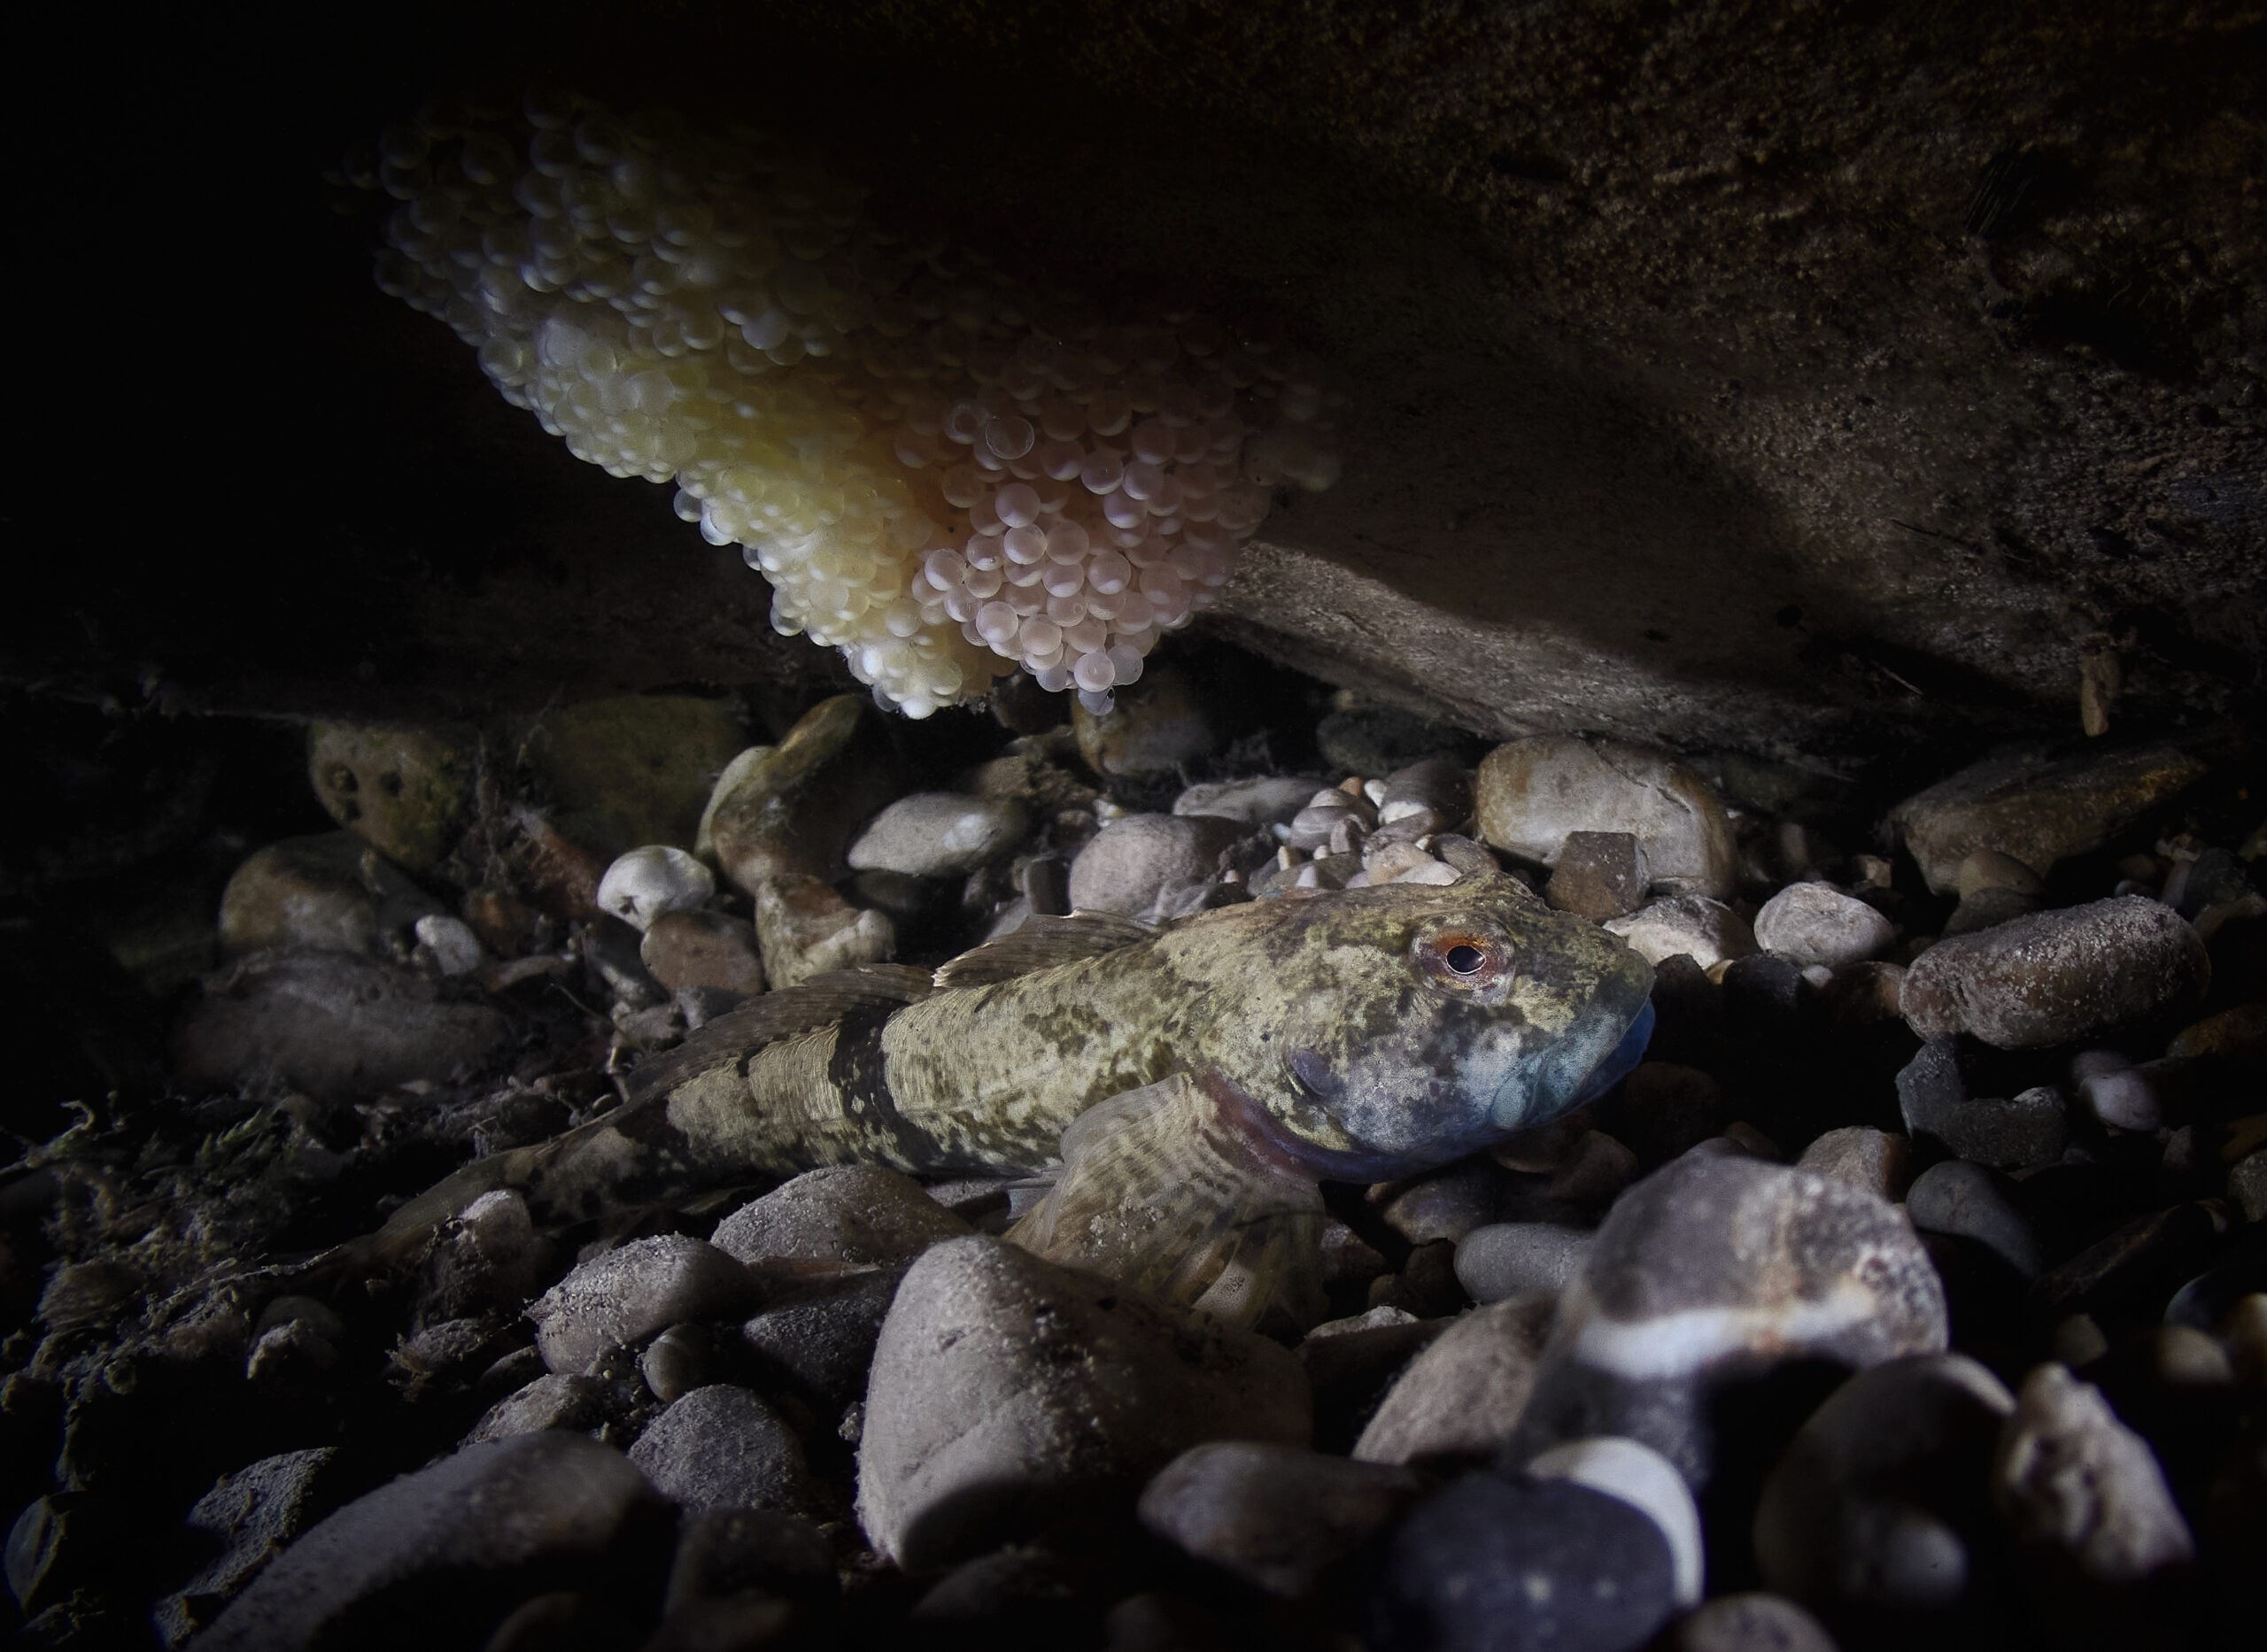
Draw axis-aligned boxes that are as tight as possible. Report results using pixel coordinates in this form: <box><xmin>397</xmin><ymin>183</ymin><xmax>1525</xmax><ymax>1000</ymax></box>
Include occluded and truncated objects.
<box><xmin>626</xmin><ymin>963</ymin><xmax>934</xmax><ymax>1107</ymax></box>
<box><xmin>933</xmin><ymin>910</ymin><xmax>1154</xmax><ymax>988</ymax></box>
<box><xmin>1004</xmin><ymin>1070</ymin><xmax>1325</xmax><ymax>1332</ymax></box>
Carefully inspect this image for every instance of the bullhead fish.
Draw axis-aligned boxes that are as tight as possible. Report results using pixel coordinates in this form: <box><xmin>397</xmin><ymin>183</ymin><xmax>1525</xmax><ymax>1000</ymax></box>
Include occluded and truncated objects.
<box><xmin>352</xmin><ymin>871</ymin><xmax>1653</xmax><ymax>1327</ymax></box>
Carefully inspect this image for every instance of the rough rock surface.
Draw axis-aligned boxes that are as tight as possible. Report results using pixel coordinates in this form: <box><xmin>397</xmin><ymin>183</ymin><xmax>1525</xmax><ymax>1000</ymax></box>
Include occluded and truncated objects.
<box><xmin>1753</xmin><ymin>1354</ymin><xmax>2016</xmax><ymax>1616</ymax></box>
<box><xmin>1751</xmin><ymin>882</ymin><xmax>1896</xmax><ymax>969</ymax></box>
<box><xmin>152</xmin><ymin>1449</ymin><xmax>355</xmax><ymax>1648</ymax></box>
<box><xmin>847</xmin><ymin>792</ymin><xmax>1030</xmax><ymax>878</ymax></box>
<box><xmin>710</xmin><ymin>1166</ymin><xmax>971</xmax><ymax>1270</ymax></box>
<box><xmin>626</xmin><ymin>1386</ymin><xmax>809</xmax><ymax>1515</ymax></box>
<box><xmin>306</xmin><ymin>722</ymin><xmax>474</xmax><ymax>877</ymax></box>
<box><xmin>171</xmin><ymin>951</ymin><xmax>511</xmax><ymax>1100</ymax></box>
<box><xmin>1475</xmin><ymin>737</ymin><xmax>1737</xmax><ymax>898</ymax></box>
<box><xmin>466</xmin><ymin>1373</ymin><xmax>612</xmax><ymax>1445</ymax></box>
<box><xmin>216</xmin><ymin>832</ymin><xmax>442</xmax><ymax>959</ymax></box>
<box><xmin>1901</xmin><ymin>896</ymin><xmax>2210</xmax><ymax>1047</ymax></box>
<box><xmin>1137</xmin><ymin>1441</ymin><xmax>1424</xmax><ymax>1599</ymax></box>
<box><xmin>856</xmin><ymin>1236</ymin><xmax>1311</xmax><ymax>1570</ymax></box>
<box><xmin>529</xmin><ymin>1236</ymin><xmax>762</xmax><ymax>1374</ymax></box>
<box><xmin>190</xmin><ymin>1434</ymin><xmax>671</xmax><ymax>1652</ymax></box>
<box><xmin>1065</xmin><ymin>813</ymin><xmax>1244</xmax><ymax>920</ymax></box>
<box><xmin>1891</xmin><ymin>745</ymin><xmax>2212</xmax><ymax>895</ymax></box>
<box><xmin>1991</xmin><ymin>1363</ymin><xmax>2194</xmax><ymax>1584</ymax></box>
<box><xmin>1605</xmin><ymin>896</ymin><xmax>1757</xmax><ymax>970</ymax></box>
<box><xmin>1353</xmin><ymin>1293</ymin><xmax>1557</xmax><ymax>1467</ymax></box>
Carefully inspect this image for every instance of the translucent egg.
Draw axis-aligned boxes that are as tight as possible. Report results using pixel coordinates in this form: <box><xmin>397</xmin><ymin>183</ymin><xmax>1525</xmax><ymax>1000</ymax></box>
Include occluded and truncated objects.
<box><xmin>1130</xmin><ymin>419</ymin><xmax>1175</xmax><ymax>465</ymax></box>
<box><xmin>1002</xmin><ymin>525</ymin><xmax>1048</xmax><ymax>565</ymax></box>
<box><xmin>1086</xmin><ymin>550</ymin><xmax>1132</xmax><ymax>593</ymax></box>
<box><xmin>943</xmin><ymin>400</ymin><xmax>988</xmax><ymax>444</ymax></box>
<box><xmin>1079</xmin><ymin>450</ymin><xmax>1124</xmax><ymax>494</ymax></box>
<box><xmin>1087</xmin><ymin>389</ymin><xmax>1133</xmax><ymax>436</ymax></box>
<box><xmin>940</xmin><ymin>465</ymin><xmax>984</xmax><ymax>509</ymax></box>
<box><xmin>995</xmin><ymin>483</ymin><xmax>1041</xmax><ymax>529</ymax></box>
<box><xmin>985</xmin><ymin>414</ymin><xmax>1036</xmax><ymax>461</ymax></box>
<box><xmin>1036</xmin><ymin>438</ymin><xmax>1086</xmax><ymax>481</ymax></box>
<box><xmin>924</xmin><ymin>547</ymin><xmax>969</xmax><ymax>591</ymax></box>
<box><xmin>1045</xmin><ymin>521</ymin><xmax>1090</xmax><ymax>563</ymax></box>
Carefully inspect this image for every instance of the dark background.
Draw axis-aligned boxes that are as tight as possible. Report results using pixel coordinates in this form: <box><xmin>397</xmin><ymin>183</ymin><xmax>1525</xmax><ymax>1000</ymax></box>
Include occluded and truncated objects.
<box><xmin>7</xmin><ymin>2</ymin><xmax>2263</xmax><ymax>758</ymax></box>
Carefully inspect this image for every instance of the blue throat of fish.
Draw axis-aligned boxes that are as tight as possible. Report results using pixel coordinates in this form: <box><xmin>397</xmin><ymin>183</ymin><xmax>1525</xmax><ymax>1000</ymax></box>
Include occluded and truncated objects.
<box><xmin>1223</xmin><ymin>990</ymin><xmax>1657</xmax><ymax>1185</ymax></box>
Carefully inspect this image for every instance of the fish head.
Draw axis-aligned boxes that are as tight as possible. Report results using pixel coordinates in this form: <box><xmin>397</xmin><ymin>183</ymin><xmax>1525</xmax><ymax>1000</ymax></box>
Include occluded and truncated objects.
<box><xmin>1176</xmin><ymin>873</ymin><xmax>1654</xmax><ymax>1182</ymax></box>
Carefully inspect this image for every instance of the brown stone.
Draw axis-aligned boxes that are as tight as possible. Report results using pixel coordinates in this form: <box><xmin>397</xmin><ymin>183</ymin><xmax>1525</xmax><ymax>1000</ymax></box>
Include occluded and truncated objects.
<box><xmin>1902</xmin><ymin>896</ymin><xmax>2211</xmax><ymax>1048</ymax></box>
<box><xmin>1476</xmin><ymin>738</ymin><xmax>1737</xmax><ymax>899</ymax></box>
<box><xmin>307</xmin><ymin>722</ymin><xmax>475</xmax><ymax>876</ymax></box>
<box><xmin>707</xmin><ymin>696</ymin><xmax>901</xmax><ymax>893</ymax></box>
<box><xmin>521</xmin><ymin>695</ymin><xmax>748</xmax><ymax>863</ymax></box>
<box><xmin>1071</xmin><ymin>661</ymin><xmax>1215</xmax><ymax>778</ymax></box>
<box><xmin>218</xmin><ymin>832</ymin><xmax>440</xmax><ymax>959</ymax></box>
<box><xmin>1796</xmin><ymin>1126</ymin><xmax>1912</xmax><ymax>1202</ymax></box>
<box><xmin>1545</xmin><ymin>830</ymin><xmax>1648</xmax><ymax>921</ymax></box>
<box><xmin>640</xmin><ymin>910</ymin><xmax>764</xmax><ymax>997</ymax></box>
<box><xmin>1890</xmin><ymin>745</ymin><xmax>2210</xmax><ymax>896</ymax></box>
<box><xmin>750</xmin><ymin>874</ymin><xmax>894</xmax><ymax>989</ymax></box>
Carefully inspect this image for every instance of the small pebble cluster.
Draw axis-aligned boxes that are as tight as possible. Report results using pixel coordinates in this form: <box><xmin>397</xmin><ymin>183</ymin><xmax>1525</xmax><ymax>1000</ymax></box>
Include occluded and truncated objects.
<box><xmin>5</xmin><ymin>666</ymin><xmax>2261</xmax><ymax>1650</ymax></box>
<box><xmin>352</xmin><ymin>91</ymin><xmax>1340</xmax><ymax>718</ymax></box>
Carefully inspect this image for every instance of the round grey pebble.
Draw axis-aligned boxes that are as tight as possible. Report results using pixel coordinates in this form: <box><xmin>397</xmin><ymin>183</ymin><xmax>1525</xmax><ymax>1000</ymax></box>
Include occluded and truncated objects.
<box><xmin>1454</xmin><ymin>1223</ymin><xmax>1593</xmax><ymax>1305</ymax></box>
<box><xmin>1368</xmin><ymin>1472</ymin><xmax>1679</xmax><ymax>1652</ymax></box>
<box><xmin>1752</xmin><ymin>881</ymin><xmax>1896</xmax><ymax>968</ymax></box>
<box><xmin>627</xmin><ymin>1385</ymin><xmax>809</xmax><ymax>1515</ymax></box>
<box><xmin>1905</xmin><ymin>1162</ymin><xmax>2045</xmax><ymax>1280</ymax></box>
<box><xmin>847</xmin><ymin>791</ymin><xmax>1029</xmax><ymax>878</ymax></box>
<box><xmin>1671</xmin><ymin>1594</ymin><xmax>1837</xmax><ymax>1652</ymax></box>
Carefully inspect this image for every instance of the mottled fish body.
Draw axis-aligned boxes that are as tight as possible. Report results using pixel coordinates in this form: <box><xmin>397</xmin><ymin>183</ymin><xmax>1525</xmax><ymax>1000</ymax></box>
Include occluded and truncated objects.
<box><xmin>356</xmin><ymin>874</ymin><xmax>1653</xmax><ymax>1325</ymax></box>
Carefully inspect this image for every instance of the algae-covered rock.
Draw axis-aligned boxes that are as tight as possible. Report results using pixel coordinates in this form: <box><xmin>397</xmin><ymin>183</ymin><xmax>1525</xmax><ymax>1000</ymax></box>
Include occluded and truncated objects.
<box><xmin>1072</xmin><ymin>662</ymin><xmax>1215</xmax><ymax>779</ymax></box>
<box><xmin>523</xmin><ymin>695</ymin><xmax>748</xmax><ymax>861</ymax></box>
<box><xmin>1888</xmin><ymin>744</ymin><xmax>2209</xmax><ymax>896</ymax></box>
<box><xmin>706</xmin><ymin>695</ymin><xmax>900</xmax><ymax>892</ymax></box>
<box><xmin>307</xmin><ymin>722</ymin><xmax>476</xmax><ymax>877</ymax></box>
<box><xmin>218</xmin><ymin>832</ymin><xmax>442</xmax><ymax>960</ymax></box>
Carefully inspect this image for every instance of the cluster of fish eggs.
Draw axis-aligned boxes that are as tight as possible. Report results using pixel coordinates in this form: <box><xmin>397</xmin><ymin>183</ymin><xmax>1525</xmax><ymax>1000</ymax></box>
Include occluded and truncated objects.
<box><xmin>353</xmin><ymin>90</ymin><xmax>1342</xmax><ymax>716</ymax></box>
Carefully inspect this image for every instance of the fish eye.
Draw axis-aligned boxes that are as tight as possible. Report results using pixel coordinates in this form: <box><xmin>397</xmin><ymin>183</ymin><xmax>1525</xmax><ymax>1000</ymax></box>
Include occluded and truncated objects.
<box><xmin>1414</xmin><ymin>926</ymin><xmax>1513</xmax><ymax>995</ymax></box>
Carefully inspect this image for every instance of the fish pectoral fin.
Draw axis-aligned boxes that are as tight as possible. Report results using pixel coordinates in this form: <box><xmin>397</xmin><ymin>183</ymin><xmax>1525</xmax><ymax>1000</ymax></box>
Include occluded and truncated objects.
<box><xmin>1004</xmin><ymin>1070</ymin><xmax>1325</xmax><ymax>1332</ymax></box>
<box><xmin>932</xmin><ymin>911</ymin><xmax>1154</xmax><ymax>987</ymax></box>
<box><xmin>626</xmin><ymin>964</ymin><xmax>933</xmax><ymax>1106</ymax></box>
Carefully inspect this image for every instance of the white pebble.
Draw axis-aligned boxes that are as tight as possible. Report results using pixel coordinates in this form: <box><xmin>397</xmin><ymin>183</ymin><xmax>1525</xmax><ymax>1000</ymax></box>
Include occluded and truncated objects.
<box><xmin>597</xmin><ymin>845</ymin><xmax>716</xmax><ymax>931</ymax></box>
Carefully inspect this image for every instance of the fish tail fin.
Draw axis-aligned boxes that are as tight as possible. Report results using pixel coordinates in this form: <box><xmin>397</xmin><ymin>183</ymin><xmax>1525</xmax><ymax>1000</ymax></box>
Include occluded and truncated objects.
<box><xmin>1006</xmin><ymin>1071</ymin><xmax>1326</xmax><ymax>1332</ymax></box>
